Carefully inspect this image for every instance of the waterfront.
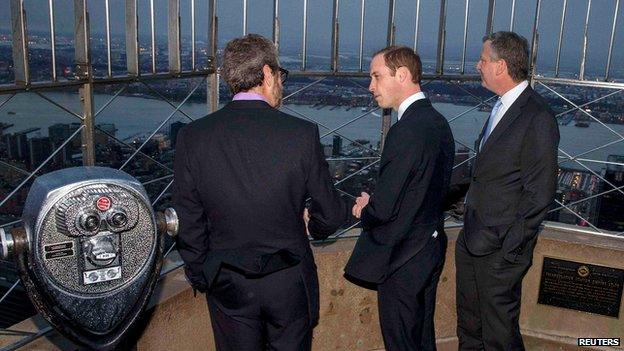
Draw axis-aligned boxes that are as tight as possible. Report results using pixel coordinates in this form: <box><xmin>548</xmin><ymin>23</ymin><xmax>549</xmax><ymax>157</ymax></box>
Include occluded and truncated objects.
<box><xmin>1</xmin><ymin>91</ymin><xmax>622</xmax><ymax>172</ymax></box>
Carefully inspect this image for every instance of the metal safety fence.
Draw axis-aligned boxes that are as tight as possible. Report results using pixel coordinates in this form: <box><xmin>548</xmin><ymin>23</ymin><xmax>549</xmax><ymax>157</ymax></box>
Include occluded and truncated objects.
<box><xmin>0</xmin><ymin>0</ymin><xmax>623</xmax><ymax>347</ymax></box>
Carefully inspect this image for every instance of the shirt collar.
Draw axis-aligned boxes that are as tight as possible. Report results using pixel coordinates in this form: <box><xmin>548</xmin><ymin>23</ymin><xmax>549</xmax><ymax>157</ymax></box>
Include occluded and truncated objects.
<box><xmin>397</xmin><ymin>92</ymin><xmax>426</xmax><ymax>120</ymax></box>
<box><xmin>499</xmin><ymin>80</ymin><xmax>528</xmax><ymax>109</ymax></box>
<box><xmin>233</xmin><ymin>92</ymin><xmax>268</xmax><ymax>103</ymax></box>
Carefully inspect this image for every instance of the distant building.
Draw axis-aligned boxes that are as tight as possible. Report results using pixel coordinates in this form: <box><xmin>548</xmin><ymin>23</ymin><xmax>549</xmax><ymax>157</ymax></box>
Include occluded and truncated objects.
<box><xmin>554</xmin><ymin>167</ymin><xmax>600</xmax><ymax>227</ymax></box>
<box><xmin>5</xmin><ymin>133</ymin><xmax>28</xmax><ymax>162</ymax></box>
<box><xmin>28</xmin><ymin>137</ymin><xmax>52</xmax><ymax>168</ymax></box>
<box><xmin>332</xmin><ymin>135</ymin><xmax>342</xmax><ymax>157</ymax></box>
<box><xmin>597</xmin><ymin>155</ymin><xmax>624</xmax><ymax>232</ymax></box>
<box><xmin>49</xmin><ymin>123</ymin><xmax>81</xmax><ymax>166</ymax></box>
<box><xmin>95</xmin><ymin>123</ymin><xmax>117</xmax><ymax>145</ymax></box>
<box><xmin>49</xmin><ymin>123</ymin><xmax>78</xmax><ymax>143</ymax></box>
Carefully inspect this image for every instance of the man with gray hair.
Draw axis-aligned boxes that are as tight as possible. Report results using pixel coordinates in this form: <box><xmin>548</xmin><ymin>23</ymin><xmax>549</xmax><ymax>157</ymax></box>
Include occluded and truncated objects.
<box><xmin>173</xmin><ymin>34</ymin><xmax>347</xmax><ymax>350</ymax></box>
<box><xmin>456</xmin><ymin>31</ymin><xmax>559</xmax><ymax>350</ymax></box>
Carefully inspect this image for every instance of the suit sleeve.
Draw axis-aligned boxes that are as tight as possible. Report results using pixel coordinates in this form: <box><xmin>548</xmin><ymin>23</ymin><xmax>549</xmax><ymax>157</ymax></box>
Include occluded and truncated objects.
<box><xmin>360</xmin><ymin>126</ymin><xmax>431</xmax><ymax>229</ymax></box>
<box><xmin>173</xmin><ymin>127</ymin><xmax>209</xmax><ymax>291</ymax></box>
<box><xmin>503</xmin><ymin>109</ymin><xmax>560</xmax><ymax>262</ymax></box>
<box><xmin>306</xmin><ymin>125</ymin><xmax>348</xmax><ymax>239</ymax></box>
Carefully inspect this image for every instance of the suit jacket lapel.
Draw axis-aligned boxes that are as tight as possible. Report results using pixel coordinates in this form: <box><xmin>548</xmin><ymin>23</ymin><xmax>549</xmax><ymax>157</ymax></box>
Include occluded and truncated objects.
<box><xmin>480</xmin><ymin>86</ymin><xmax>532</xmax><ymax>155</ymax></box>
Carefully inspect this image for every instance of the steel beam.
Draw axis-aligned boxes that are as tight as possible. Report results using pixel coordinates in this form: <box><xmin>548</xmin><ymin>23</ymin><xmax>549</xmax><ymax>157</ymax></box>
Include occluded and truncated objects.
<box><xmin>485</xmin><ymin>0</ymin><xmax>494</xmax><ymax>36</ymax></box>
<box><xmin>605</xmin><ymin>0</ymin><xmax>620</xmax><ymax>81</ymax></box>
<box><xmin>10</xmin><ymin>0</ymin><xmax>29</xmax><ymax>86</ymax></box>
<box><xmin>330</xmin><ymin>0</ymin><xmax>340</xmax><ymax>72</ymax></box>
<box><xmin>208</xmin><ymin>0</ymin><xmax>218</xmax><ymax>112</ymax></box>
<box><xmin>386</xmin><ymin>0</ymin><xmax>396</xmax><ymax>46</ymax></box>
<box><xmin>125</xmin><ymin>0</ymin><xmax>139</xmax><ymax>76</ymax></box>
<box><xmin>579</xmin><ymin>0</ymin><xmax>591</xmax><ymax>80</ymax></box>
<box><xmin>48</xmin><ymin>0</ymin><xmax>57</xmax><ymax>81</ymax></box>
<box><xmin>273</xmin><ymin>0</ymin><xmax>280</xmax><ymax>49</ymax></box>
<box><xmin>436</xmin><ymin>0</ymin><xmax>447</xmax><ymax>75</ymax></box>
<box><xmin>529</xmin><ymin>0</ymin><xmax>541</xmax><ymax>87</ymax></box>
<box><xmin>169</xmin><ymin>0</ymin><xmax>181</xmax><ymax>74</ymax></box>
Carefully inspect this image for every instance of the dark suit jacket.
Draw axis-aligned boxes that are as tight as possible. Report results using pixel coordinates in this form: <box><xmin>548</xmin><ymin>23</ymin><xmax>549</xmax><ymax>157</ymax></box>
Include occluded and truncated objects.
<box><xmin>345</xmin><ymin>98</ymin><xmax>455</xmax><ymax>284</ymax></box>
<box><xmin>173</xmin><ymin>99</ymin><xmax>347</xmax><ymax>324</ymax></box>
<box><xmin>464</xmin><ymin>85</ymin><xmax>560</xmax><ymax>262</ymax></box>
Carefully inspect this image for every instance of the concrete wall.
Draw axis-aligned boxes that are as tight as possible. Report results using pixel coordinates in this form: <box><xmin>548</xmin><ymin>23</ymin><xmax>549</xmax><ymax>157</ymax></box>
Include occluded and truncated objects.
<box><xmin>138</xmin><ymin>226</ymin><xmax>624</xmax><ymax>351</ymax></box>
<box><xmin>3</xmin><ymin>225</ymin><xmax>623</xmax><ymax>350</ymax></box>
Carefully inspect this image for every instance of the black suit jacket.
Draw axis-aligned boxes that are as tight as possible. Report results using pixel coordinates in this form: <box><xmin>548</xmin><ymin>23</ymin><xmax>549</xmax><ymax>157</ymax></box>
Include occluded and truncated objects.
<box><xmin>345</xmin><ymin>99</ymin><xmax>455</xmax><ymax>284</ymax></box>
<box><xmin>464</xmin><ymin>85</ymin><xmax>560</xmax><ymax>262</ymax></box>
<box><xmin>173</xmin><ymin>100</ymin><xmax>347</xmax><ymax>323</ymax></box>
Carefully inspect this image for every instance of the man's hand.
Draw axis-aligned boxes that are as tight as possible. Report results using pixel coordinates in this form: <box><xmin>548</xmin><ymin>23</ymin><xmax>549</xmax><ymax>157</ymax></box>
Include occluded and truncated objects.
<box><xmin>303</xmin><ymin>208</ymin><xmax>311</xmax><ymax>236</ymax></box>
<box><xmin>352</xmin><ymin>192</ymin><xmax>370</xmax><ymax>219</ymax></box>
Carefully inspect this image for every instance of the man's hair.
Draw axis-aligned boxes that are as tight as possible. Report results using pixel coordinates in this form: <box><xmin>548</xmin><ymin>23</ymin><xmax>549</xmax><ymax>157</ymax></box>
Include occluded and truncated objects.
<box><xmin>483</xmin><ymin>31</ymin><xmax>529</xmax><ymax>82</ymax></box>
<box><xmin>373</xmin><ymin>46</ymin><xmax>422</xmax><ymax>84</ymax></box>
<box><xmin>222</xmin><ymin>34</ymin><xmax>280</xmax><ymax>94</ymax></box>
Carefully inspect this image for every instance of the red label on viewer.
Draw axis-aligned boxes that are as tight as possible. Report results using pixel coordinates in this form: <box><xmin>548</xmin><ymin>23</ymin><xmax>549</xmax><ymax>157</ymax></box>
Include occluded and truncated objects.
<box><xmin>96</xmin><ymin>196</ymin><xmax>111</xmax><ymax>211</ymax></box>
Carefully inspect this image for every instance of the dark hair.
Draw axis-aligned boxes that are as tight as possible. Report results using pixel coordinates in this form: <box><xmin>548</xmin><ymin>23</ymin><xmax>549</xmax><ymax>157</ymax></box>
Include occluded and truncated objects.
<box><xmin>373</xmin><ymin>46</ymin><xmax>422</xmax><ymax>84</ymax></box>
<box><xmin>222</xmin><ymin>34</ymin><xmax>280</xmax><ymax>94</ymax></box>
<box><xmin>483</xmin><ymin>31</ymin><xmax>529</xmax><ymax>82</ymax></box>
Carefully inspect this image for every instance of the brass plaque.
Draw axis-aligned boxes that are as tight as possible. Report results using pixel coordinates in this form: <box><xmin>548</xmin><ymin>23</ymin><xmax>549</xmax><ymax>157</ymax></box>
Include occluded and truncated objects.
<box><xmin>538</xmin><ymin>257</ymin><xmax>623</xmax><ymax>318</ymax></box>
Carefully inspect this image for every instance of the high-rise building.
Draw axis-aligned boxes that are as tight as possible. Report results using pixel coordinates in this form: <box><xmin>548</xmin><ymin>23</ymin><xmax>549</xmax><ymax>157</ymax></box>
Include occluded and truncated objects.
<box><xmin>49</xmin><ymin>123</ymin><xmax>74</xmax><ymax>143</ymax></box>
<box><xmin>5</xmin><ymin>133</ymin><xmax>28</xmax><ymax>162</ymax></box>
<box><xmin>28</xmin><ymin>137</ymin><xmax>52</xmax><ymax>169</ymax></box>
<box><xmin>49</xmin><ymin>123</ymin><xmax>81</xmax><ymax>166</ymax></box>
<box><xmin>332</xmin><ymin>135</ymin><xmax>342</xmax><ymax>157</ymax></box>
<box><xmin>95</xmin><ymin>123</ymin><xmax>117</xmax><ymax>145</ymax></box>
<box><xmin>597</xmin><ymin>155</ymin><xmax>624</xmax><ymax>232</ymax></box>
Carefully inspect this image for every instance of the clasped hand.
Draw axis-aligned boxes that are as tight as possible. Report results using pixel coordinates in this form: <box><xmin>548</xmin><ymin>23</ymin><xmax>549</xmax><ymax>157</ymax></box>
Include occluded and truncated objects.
<box><xmin>352</xmin><ymin>192</ymin><xmax>370</xmax><ymax>219</ymax></box>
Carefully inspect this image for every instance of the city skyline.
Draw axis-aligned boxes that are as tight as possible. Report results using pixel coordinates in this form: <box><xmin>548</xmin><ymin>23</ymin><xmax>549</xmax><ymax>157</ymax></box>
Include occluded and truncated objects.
<box><xmin>0</xmin><ymin>0</ymin><xmax>622</xmax><ymax>77</ymax></box>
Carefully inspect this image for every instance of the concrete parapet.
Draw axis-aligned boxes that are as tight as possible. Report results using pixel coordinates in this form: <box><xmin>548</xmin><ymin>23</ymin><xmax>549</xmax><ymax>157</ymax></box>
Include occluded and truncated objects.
<box><xmin>2</xmin><ymin>224</ymin><xmax>623</xmax><ymax>350</ymax></box>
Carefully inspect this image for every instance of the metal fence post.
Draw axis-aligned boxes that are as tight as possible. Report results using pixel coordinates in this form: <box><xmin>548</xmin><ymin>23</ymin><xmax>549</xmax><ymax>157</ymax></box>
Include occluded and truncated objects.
<box><xmin>208</xmin><ymin>0</ymin><xmax>219</xmax><ymax>113</ymax></box>
<box><xmin>435</xmin><ymin>0</ymin><xmax>447</xmax><ymax>75</ymax></box>
<box><xmin>380</xmin><ymin>0</ymin><xmax>396</xmax><ymax>152</ymax></box>
<box><xmin>10</xmin><ymin>0</ymin><xmax>29</xmax><ymax>86</ymax></box>
<box><xmin>75</xmin><ymin>0</ymin><xmax>95</xmax><ymax>166</ymax></box>
<box><xmin>529</xmin><ymin>0</ymin><xmax>542</xmax><ymax>88</ymax></box>
<box><xmin>168</xmin><ymin>0</ymin><xmax>181</xmax><ymax>74</ymax></box>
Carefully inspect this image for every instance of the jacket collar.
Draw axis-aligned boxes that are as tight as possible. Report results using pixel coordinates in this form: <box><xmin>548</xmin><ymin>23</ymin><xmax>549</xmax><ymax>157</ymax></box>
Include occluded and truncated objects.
<box><xmin>224</xmin><ymin>99</ymin><xmax>274</xmax><ymax>110</ymax></box>
<box><xmin>397</xmin><ymin>98</ymin><xmax>432</xmax><ymax>122</ymax></box>
<box><xmin>478</xmin><ymin>85</ymin><xmax>532</xmax><ymax>155</ymax></box>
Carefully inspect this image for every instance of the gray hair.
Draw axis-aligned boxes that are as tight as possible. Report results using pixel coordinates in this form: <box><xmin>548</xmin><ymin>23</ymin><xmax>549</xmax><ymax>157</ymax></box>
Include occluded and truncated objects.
<box><xmin>483</xmin><ymin>31</ymin><xmax>529</xmax><ymax>82</ymax></box>
<box><xmin>222</xmin><ymin>34</ymin><xmax>280</xmax><ymax>94</ymax></box>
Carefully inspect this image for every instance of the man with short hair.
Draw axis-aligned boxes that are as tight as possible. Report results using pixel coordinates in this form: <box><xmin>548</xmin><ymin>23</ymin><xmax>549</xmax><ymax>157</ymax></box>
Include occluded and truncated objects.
<box><xmin>456</xmin><ymin>31</ymin><xmax>559</xmax><ymax>350</ymax></box>
<box><xmin>173</xmin><ymin>34</ymin><xmax>347</xmax><ymax>351</ymax></box>
<box><xmin>345</xmin><ymin>46</ymin><xmax>455</xmax><ymax>351</ymax></box>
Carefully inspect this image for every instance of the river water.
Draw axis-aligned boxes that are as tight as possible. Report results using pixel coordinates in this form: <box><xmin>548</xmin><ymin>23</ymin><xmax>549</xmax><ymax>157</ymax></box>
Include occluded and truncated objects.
<box><xmin>1</xmin><ymin>92</ymin><xmax>622</xmax><ymax>172</ymax></box>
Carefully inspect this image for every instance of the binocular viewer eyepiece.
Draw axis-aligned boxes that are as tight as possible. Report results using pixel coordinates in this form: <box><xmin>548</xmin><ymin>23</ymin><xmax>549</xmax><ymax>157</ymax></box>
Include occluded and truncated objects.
<box><xmin>0</xmin><ymin>167</ymin><xmax>178</xmax><ymax>350</ymax></box>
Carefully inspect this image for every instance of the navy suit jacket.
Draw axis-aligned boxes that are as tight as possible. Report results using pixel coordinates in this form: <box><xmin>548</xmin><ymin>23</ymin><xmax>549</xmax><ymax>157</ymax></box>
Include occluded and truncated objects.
<box><xmin>345</xmin><ymin>98</ymin><xmax>455</xmax><ymax>284</ymax></box>
<box><xmin>463</xmin><ymin>86</ymin><xmax>560</xmax><ymax>262</ymax></box>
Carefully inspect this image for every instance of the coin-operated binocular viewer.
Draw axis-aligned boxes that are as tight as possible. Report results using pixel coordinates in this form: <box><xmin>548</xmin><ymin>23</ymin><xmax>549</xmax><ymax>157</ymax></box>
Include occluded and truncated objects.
<box><xmin>0</xmin><ymin>167</ymin><xmax>178</xmax><ymax>350</ymax></box>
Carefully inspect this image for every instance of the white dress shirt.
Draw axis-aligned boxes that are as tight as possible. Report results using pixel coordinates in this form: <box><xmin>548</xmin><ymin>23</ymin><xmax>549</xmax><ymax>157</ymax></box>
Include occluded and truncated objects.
<box><xmin>489</xmin><ymin>80</ymin><xmax>529</xmax><ymax>133</ymax></box>
<box><xmin>397</xmin><ymin>91</ymin><xmax>426</xmax><ymax>121</ymax></box>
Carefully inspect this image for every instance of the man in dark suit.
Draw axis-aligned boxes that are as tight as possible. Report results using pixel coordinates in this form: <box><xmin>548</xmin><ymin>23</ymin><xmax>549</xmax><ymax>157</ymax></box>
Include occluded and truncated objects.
<box><xmin>456</xmin><ymin>32</ymin><xmax>560</xmax><ymax>350</ymax></box>
<box><xmin>173</xmin><ymin>34</ymin><xmax>347</xmax><ymax>351</ymax></box>
<box><xmin>345</xmin><ymin>46</ymin><xmax>455</xmax><ymax>351</ymax></box>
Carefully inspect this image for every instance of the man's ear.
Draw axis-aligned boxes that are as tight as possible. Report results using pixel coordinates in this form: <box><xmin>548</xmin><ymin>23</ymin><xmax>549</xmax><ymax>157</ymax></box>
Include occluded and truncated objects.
<box><xmin>396</xmin><ymin>66</ymin><xmax>409</xmax><ymax>83</ymax></box>
<box><xmin>262</xmin><ymin>64</ymin><xmax>274</xmax><ymax>87</ymax></box>
<box><xmin>496</xmin><ymin>59</ymin><xmax>508</xmax><ymax>76</ymax></box>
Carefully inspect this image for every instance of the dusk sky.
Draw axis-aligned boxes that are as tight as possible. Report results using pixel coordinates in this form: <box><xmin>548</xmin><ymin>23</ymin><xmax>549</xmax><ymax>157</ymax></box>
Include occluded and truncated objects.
<box><xmin>0</xmin><ymin>0</ymin><xmax>622</xmax><ymax>75</ymax></box>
